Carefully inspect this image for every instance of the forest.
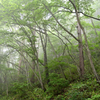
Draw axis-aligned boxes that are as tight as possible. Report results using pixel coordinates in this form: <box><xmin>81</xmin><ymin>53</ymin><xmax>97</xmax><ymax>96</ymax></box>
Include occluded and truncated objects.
<box><xmin>0</xmin><ymin>0</ymin><xmax>100</xmax><ymax>100</ymax></box>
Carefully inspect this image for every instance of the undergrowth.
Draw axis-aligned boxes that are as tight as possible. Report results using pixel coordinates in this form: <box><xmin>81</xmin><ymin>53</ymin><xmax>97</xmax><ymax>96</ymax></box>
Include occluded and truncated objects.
<box><xmin>0</xmin><ymin>76</ymin><xmax>100</xmax><ymax>100</ymax></box>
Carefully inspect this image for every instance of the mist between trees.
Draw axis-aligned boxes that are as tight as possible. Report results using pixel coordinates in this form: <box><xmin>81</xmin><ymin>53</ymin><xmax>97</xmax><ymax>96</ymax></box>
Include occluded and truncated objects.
<box><xmin>0</xmin><ymin>0</ymin><xmax>100</xmax><ymax>100</ymax></box>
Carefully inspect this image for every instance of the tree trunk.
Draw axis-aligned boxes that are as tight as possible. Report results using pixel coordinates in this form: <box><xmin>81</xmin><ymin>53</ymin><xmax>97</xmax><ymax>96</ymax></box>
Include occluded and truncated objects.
<box><xmin>82</xmin><ymin>28</ymin><xmax>100</xmax><ymax>82</ymax></box>
<box><xmin>74</xmin><ymin>0</ymin><xmax>84</xmax><ymax>77</ymax></box>
<box><xmin>36</xmin><ymin>39</ymin><xmax>46</xmax><ymax>91</ymax></box>
<box><xmin>91</xmin><ymin>19</ymin><xmax>98</xmax><ymax>36</ymax></box>
<box><xmin>44</xmin><ymin>33</ymin><xmax>50</xmax><ymax>84</ymax></box>
<box><xmin>39</xmin><ymin>31</ymin><xmax>50</xmax><ymax>84</ymax></box>
<box><xmin>69</xmin><ymin>0</ymin><xmax>100</xmax><ymax>82</ymax></box>
<box><xmin>77</xmin><ymin>22</ymin><xmax>84</xmax><ymax>77</ymax></box>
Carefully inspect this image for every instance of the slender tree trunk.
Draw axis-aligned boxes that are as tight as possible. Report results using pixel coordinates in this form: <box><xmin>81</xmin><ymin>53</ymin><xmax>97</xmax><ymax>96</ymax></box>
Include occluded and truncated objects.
<box><xmin>18</xmin><ymin>56</ymin><xmax>22</xmax><ymax>74</ymax></box>
<box><xmin>82</xmin><ymin>28</ymin><xmax>100</xmax><ymax>82</ymax></box>
<box><xmin>25</xmin><ymin>61</ymin><xmax>30</xmax><ymax>84</ymax></box>
<box><xmin>91</xmin><ymin>19</ymin><xmax>98</xmax><ymax>36</ymax></box>
<box><xmin>48</xmin><ymin>35</ymin><xmax>57</xmax><ymax>58</ymax></box>
<box><xmin>74</xmin><ymin>0</ymin><xmax>84</xmax><ymax>77</ymax></box>
<box><xmin>36</xmin><ymin>39</ymin><xmax>46</xmax><ymax>91</ymax></box>
<box><xmin>39</xmin><ymin>32</ymin><xmax>50</xmax><ymax>84</ymax></box>
<box><xmin>59</xmin><ymin>65</ymin><xmax>67</xmax><ymax>80</ymax></box>
<box><xmin>4</xmin><ymin>72</ymin><xmax>8</xmax><ymax>96</ymax></box>
<box><xmin>77</xmin><ymin>21</ymin><xmax>84</xmax><ymax>77</ymax></box>
<box><xmin>69</xmin><ymin>0</ymin><xmax>100</xmax><ymax>82</ymax></box>
<box><xmin>44</xmin><ymin>34</ymin><xmax>50</xmax><ymax>84</ymax></box>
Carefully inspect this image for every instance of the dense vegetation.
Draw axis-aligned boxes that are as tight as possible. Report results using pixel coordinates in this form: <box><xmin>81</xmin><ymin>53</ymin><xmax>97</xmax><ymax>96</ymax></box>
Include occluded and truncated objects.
<box><xmin>0</xmin><ymin>0</ymin><xmax>100</xmax><ymax>99</ymax></box>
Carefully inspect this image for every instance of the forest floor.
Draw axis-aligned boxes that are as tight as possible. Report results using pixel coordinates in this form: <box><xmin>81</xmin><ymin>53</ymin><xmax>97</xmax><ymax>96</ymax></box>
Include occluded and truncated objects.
<box><xmin>0</xmin><ymin>77</ymin><xmax>100</xmax><ymax>100</ymax></box>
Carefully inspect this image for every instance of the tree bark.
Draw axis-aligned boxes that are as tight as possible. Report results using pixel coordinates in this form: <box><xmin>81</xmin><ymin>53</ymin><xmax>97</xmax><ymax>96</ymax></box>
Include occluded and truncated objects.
<box><xmin>69</xmin><ymin>0</ymin><xmax>100</xmax><ymax>82</ymax></box>
<box><xmin>39</xmin><ymin>31</ymin><xmax>50</xmax><ymax>84</ymax></box>
<box><xmin>77</xmin><ymin>17</ymin><xmax>84</xmax><ymax>77</ymax></box>
<box><xmin>74</xmin><ymin>0</ymin><xmax>84</xmax><ymax>77</ymax></box>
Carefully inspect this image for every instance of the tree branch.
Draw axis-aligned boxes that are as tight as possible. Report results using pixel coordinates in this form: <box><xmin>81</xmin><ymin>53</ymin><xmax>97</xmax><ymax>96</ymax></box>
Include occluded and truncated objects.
<box><xmin>42</xmin><ymin>3</ymin><xmax>79</xmax><ymax>42</ymax></box>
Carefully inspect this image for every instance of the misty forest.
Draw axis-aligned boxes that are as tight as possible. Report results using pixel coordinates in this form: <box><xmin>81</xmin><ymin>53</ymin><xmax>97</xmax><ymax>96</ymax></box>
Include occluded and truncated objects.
<box><xmin>0</xmin><ymin>0</ymin><xmax>100</xmax><ymax>100</ymax></box>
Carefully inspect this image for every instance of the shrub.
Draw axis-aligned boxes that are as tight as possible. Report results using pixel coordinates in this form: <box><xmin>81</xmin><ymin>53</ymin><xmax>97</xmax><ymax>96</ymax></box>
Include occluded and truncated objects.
<box><xmin>55</xmin><ymin>95</ymin><xmax>65</xmax><ymax>100</ymax></box>
<box><xmin>47</xmin><ymin>78</ymin><xmax>69</xmax><ymax>95</ymax></box>
<box><xmin>87</xmin><ymin>94</ymin><xmax>100</xmax><ymax>100</ymax></box>
<box><xmin>64</xmin><ymin>64</ymin><xmax>79</xmax><ymax>82</ymax></box>
<box><xmin>9</xmin><ymin>82</ymin><xmax>30</xmax><ymax>99</ymax></box>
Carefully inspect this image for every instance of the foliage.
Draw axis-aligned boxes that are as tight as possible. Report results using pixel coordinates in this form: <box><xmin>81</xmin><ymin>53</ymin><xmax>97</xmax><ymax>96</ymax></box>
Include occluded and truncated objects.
<box><xmin>9</xmin><ymin>82</ymin><xmax>30</xmax><ymax>99</ymax></box>
<box><xmin>0</xmin><ymin>0</ymin><xmax>100</xmax><ymax>100</ymax></box>
<box><xmin>55</xmin><ymin>95</ymin><xmax>65</xmax><ymax>100</ymax></box>
<box><xmin>87</xmin><ymin>94</ymin><xmax>100</xmax><ymax>100</ymax></box>
<box><xmin>47</xmin><ymin>77</ymin><xmax>69</xmax><ymax>95</ymax></box>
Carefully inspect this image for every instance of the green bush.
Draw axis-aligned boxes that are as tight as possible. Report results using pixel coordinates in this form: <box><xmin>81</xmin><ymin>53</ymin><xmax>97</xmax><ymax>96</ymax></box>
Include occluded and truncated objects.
<box><xmin>67</xmin><ymin>89</ymin><xmax>91</xmax><ymax>100</ymax></box>
<box><xmin>55</xmin><ymin>95</ymin><xmax>65</xmax><ymax>100</ymax></box>
<box><xmin>9</xmin><ymin>82</ymin><xmax>30</xmax><ymax>99</ymax></box>
<box><xmin>71</xmin><ymin>82</ymin><xmax>88</xmax><ymax>91</ymax></box>
<box><xmin>66</xmin><ymin>82</ymin><xmax>91</xmax><ymax>100</ymax></box>
<box><xmin>68</xmin><ymin>91</ymin><xmax>83</xmax><ymax>100</ymax></box>
<box><xmin>47</xmin><ymin>78</ymin><xmax>69</xmax><ymax>95</ymax></box>
<box><xmin>64</xmin><ymin>64</ymin><xmax>79</xmax><ymax>82</ymax></box>
<box><xmin>87</xmin><ymin>94</ymin><xmax>100</xmax><ymax>100</ymax></box>
<box><xmin>8</xmin><ymin>82</ymin><xmax>46</xmax><ymax>100</ymax></box>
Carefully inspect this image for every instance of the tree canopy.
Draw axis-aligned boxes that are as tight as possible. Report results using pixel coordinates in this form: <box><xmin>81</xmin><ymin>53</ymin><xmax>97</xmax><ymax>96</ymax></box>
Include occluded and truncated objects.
<box><xmin>0</xmin><ymin>0</ymin><xmax>100</xmax><ymax>100</ymax></box>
